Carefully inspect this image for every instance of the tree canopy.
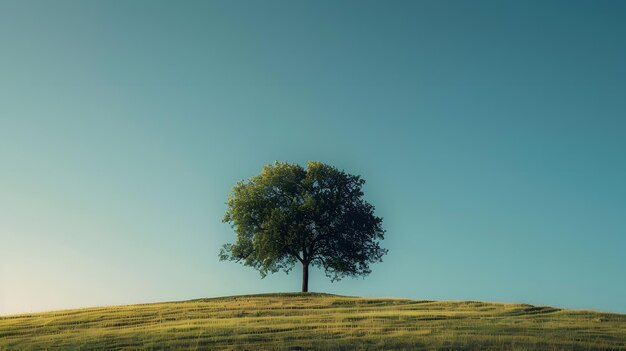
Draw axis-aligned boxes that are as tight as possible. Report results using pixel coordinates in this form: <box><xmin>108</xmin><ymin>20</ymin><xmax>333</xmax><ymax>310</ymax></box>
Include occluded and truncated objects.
<box><xmin>221</xmin><ymin>161</ymin><xmax>387</xmax><ymax>292</ymax></box>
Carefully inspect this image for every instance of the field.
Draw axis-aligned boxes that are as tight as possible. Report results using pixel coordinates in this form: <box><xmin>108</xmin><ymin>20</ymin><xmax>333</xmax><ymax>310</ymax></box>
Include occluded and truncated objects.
<box><xmin>1</xmin><ymin>293</ymin><xmax>625</xmax><ymax>350</ymax></box>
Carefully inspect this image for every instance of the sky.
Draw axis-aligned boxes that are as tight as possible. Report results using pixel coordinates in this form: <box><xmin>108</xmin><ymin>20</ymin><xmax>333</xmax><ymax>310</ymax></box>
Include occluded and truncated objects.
<box><xmin>1</xmin><ymin>0</ymin><xmax>625</xmax><ymax>315</ymax></box>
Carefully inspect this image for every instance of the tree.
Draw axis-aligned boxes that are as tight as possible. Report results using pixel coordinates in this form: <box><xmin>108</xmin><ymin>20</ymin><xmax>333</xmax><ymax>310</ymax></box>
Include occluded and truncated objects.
<box><xmin>220</xmin><ymin>161</ymin><xmax>387</xmax><ymax>292</ymax></box>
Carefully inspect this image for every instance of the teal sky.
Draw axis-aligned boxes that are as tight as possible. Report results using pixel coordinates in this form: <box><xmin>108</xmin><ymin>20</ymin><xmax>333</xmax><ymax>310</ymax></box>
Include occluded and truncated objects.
<box><xmin>1</xmin><ymin>0</ymin><xmax>625</xmax><ymax>315</ymax></box>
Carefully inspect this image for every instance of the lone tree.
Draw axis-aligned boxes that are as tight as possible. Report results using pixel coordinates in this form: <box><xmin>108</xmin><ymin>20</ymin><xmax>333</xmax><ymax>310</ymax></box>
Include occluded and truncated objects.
<box><xmin>221</xmin><ymin>161</ymin><xmax>387</xmax><ymax>292</ymax></box>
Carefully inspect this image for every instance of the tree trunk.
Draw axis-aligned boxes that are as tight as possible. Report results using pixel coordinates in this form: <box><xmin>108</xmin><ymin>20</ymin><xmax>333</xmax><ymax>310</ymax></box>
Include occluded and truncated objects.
<box><xmin>301</xmin><ymin>262</ymin><xmax>309</xmax><ymax>293</ymax></box>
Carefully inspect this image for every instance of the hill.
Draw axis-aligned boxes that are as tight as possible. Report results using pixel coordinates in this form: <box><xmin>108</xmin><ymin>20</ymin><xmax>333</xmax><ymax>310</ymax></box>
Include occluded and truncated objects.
<box><xmin>1</xmin><ymin>293</ymin><xmax>624</xmax><ymax>350</ymax></box>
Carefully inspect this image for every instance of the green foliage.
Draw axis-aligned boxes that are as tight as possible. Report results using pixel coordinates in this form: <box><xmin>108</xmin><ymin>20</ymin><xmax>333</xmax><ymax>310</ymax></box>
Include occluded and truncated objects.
<box><xmin>1</xmin><ymin>294</ymin><xmax>625</xmax><ymax>350</ymax></box>
<box><xmin>221</xmin><ymin>161</ymin><xmax>387</xmax><ymax>283</ymax></box>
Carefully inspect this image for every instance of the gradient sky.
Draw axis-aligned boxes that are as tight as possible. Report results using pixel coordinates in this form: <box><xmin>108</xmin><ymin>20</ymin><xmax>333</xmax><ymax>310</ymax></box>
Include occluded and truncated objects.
<box><xmin>1</xmin><ymin>0</ymin><xmax>625</xmax><ymax>315</ymax></box>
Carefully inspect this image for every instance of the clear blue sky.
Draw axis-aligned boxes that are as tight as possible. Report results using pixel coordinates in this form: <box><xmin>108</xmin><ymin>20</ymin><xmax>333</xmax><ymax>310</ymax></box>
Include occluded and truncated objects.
<box><xmin>1</xmin><ymin>0</ymin><xmax>625</xmax><ymax>315</ymax></box>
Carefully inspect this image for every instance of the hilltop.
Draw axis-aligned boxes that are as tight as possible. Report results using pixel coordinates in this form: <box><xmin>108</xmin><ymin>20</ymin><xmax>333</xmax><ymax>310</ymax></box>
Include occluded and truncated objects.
<box><xmin>1</xmin><ymin>293</ymin><xmax>624</xmax><ymax>350</ymax></box>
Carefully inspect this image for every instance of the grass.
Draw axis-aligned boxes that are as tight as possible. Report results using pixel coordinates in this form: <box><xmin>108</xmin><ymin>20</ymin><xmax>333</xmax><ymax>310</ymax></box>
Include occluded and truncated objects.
<box><xmin>1</xmin><ymin>293</ymin><xmax>625</xmax><ymax>350</ymax></box>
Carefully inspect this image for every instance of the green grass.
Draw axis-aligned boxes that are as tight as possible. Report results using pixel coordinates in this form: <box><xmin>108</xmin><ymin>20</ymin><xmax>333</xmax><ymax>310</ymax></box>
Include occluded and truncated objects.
<box><xmin>1</xmin><ymin>293</ymin><xmax>624</xmax><ymax>350</ymax></box>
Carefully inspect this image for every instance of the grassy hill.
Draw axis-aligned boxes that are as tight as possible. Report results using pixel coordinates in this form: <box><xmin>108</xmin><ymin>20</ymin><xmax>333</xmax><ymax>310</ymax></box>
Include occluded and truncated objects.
<box><xmin>1</xmin><ymin>293</ymin><xmax>624</xmax><ymax>350</ymax></box>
